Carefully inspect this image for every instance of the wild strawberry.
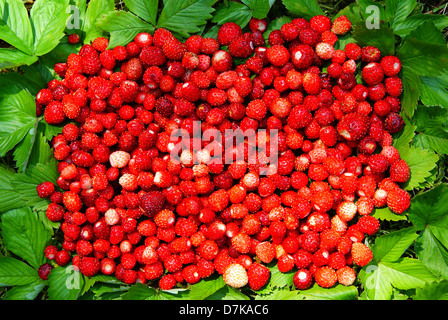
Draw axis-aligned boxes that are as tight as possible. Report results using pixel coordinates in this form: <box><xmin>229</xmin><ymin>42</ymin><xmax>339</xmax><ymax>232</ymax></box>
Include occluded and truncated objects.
<box><xmin>314</xmin><ymin>266</ymin><xmax>338</xmax><ymax>288</ymax></box>
<box><xmin>38</xmin><ymin>263</ymin><xmax>53</xmax><ymax>280</ymax></box>
<box><xmin>44</xmin><ymin>101</ymin><xmax>66</xmax><ymax>124</ymax></box>
<box><xmin>336</xmin><ymin>266</ymin><xmax>356</xmax><ymax>286</ymax></box>
<box><xmin>362</xmin><ymin>62</ymin><xmax>384</xmax><ymax>86</ymax></box>
<box><xmin>337</xmin><ymin>201</ymin><xmax>357</xmax><ymax>222</ymax></box>
<box><xmin>62</xmin><ymin>191</ymin><xmax>82</xmax><ymax>212</ymax></box>
<box><xmin>337</xmin><ymin>112</ymin><xmax>369</xmax><ymax>141</ymax></box>
<box><xmin>223</xmin><ymin>263</ymin><xmax>248</xmax><ymax>288</ymax></box>
<box><xmin>139</xmin><ymin>191</ymin><xmax>166</xmax><ymax>217</ymax></box>
<box><xmin>293</xmin><ymin>268</ymin><xmax>313</xmax><ymax>289</ymax></box>
<box><xmin>79</xmin><ymin>256</ymin><xmax>100</xmax><ymax>277</ymax></box>
<box><xmin>310</xmin><ymin>15</ymin><xmax>331</xmax><ymax>33</ymax></box>
<box><xmin>217</xmin><ymin>22</ymin><xmax>243</xmax><ymax>46</ymax></box>
<box><xmin>228</xmin><ymin>35</ymin><xmax>254</xmax><ymax>58</ymax></box>
<box><xmin>357</xmin><ymin>215</ymin><xmax>380</xmax><ymax>235</ymax></box>
<box><xmin>344</xmin><ymin>43</ymin><xmax>362</xmax><ymax>61</ymax></box>
<box><xmin>351</xmin><ymin>242</ymin><xmax>373</xmax><ymax>267</ymax></box>
<box><xmin>389</xmin><ymin>159</ymin><xmax>410</xmax><ymax>183</ymax></box>
<box><xmin>331</xmin><ymin>15</ymin><xmax>352</xmax><ymax>35</ymax></box>
<box><xmin>247</xmin><ymin>262</ymin><xmax>270</xmax><ymax>290</ymax></box>
<box><xmin>37</xmin><ymin>181</ymin><xmax>55</xmax><ymax>198</ymax></box>
<box><xmin>380</xmin><ymin>55</ymin><xmax>401</xmax><ymax>77</ymax></box>
<box><xmin>266</xmin><ymin>45</ymin><xmax>290</xmax><ymax>67</ymax></box>
<box><xmin>315</xmin><ymin>42</ymin><xmax>335</xmax><ymax>60</ymax></box>
<box><xmin>384</xmin><ymin>112</ymin><xmax>405</xmax><ymax>133</ymax></box>
<box><xmin>386</xmin><ymin>188</ymin><xmax>411</xmax><ymax>214</ymax></box>
<box><xmin>255</xmin><ymin>241</ymin><xmax>275</xmax><ymax>264</ymax></box>
<box><xmin>154</xmin><ymin>209</ymin><xmax>175</xmax><ymax>228</ymax></box>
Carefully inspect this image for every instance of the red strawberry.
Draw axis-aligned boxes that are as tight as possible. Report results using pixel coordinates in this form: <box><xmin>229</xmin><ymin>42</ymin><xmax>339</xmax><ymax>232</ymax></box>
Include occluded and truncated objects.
<box><xmin>331</xmin><ymin>15</ymin><xmax>352</xmax><ymax>35</ymax></box>
<box><xmin>255</xmin><ymin>241</ymin><xmax>275</xmax><ymax>263</ymax></box>
<box><xmin>351</xmin><ymin>242</ymin><xmax>373</xmax><ymax>267</ymax></box>
<box><xmin>386</xmin><ymin>188</ymin><xmax>411</xmax><ymax>214</ymax></box>
<box><xmin>247</xmin><ymin>262</ymin><xmax>270</xmax><ymax>290</ymax></box>
<box><xmin>79</xmin><ymin>256</ymin><xmax>100</xmax><ymax>277</ymax></box>
<box><xmin>314</xmin><ymin>266</ymin><xmax>337</xmax><ymax>288</ymax></box>
<box><xmin>139</xmin><ymin>191</ymin><xmax>166</xmax><ymax>218</ymax></box>
<box><xmin>293</xmin><ymin>268</ymin><xmax>313</xmax><ymax>289</ymax></box>
<box><xmin>337</xmin><ymin>112</ymin><xmax>370</xmax><ymax>141</ymax></box>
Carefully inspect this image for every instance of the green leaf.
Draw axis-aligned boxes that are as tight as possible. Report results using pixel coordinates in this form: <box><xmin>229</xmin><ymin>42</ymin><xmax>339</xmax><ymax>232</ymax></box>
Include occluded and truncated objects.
<box><xmin>397</xmin><ymin>38</ymin><xmax>448</xmax><ymax>77</ymax></box>
<box><xmin>0</xmin><ymin>48</ymin><xmax>38</xmax><ymax>69</ymax></box>
<box><xmin>408</xmin><ymin>184</ymin><xmax>448</xmax><ymax>231</ymax></box>
<box><xmin>0</xmin><ymin>207</ymin><xmax>52</xmax><ymax>269</ymax></box>
<box><xmin>419</xmin><ymin>73</ymin><xmax>448</xmax><ymax>110</ymax></box>
<box><xmin>414</xmin><ymin>280</ymin><xmax>448</xmax><ymax>300</ymax></box>
<box><xmin>241</xmin><ymin>0</ymin><xmax>275</xmax><ymax>19</ymax></box>
<box><xmin>413</xmin><ymin>122</ymin><xmax>448</xmax><ymax>155</ymax></box>
<box><xmin>352</xmin><ymin>22</ymin><xmax>395</xmax><ymax>56</ymax></box>
<box><xmin>0</xmin><ymin>257</ymin><xmax>39</xmax><ymax>287</ymax></box>
<box><xmin>359</xmin><ymin>264</ymin><xmax>393</xmax><ymax>300</ymax></box>
<box><xmin>372</xmin><ymin>207</ymin><xmax>407</xmax><ymax>222</ymax></box>
<box><xmin>0</xmin><ymin>0</ymin><xmax>34</xmax><ymax>55</ymax></box>
<box><xmin>30</xmin><ymin>0</ymin><xmax>71</xmax><ymax>56</ymax></box>
<box><xmin>297</xmin><ymin>284</ymin><xmax>358</xmax><ymax>300</ymax></box>
<box><xmin>256</xmin><ymin>288</ymin><xmax>302</xmax><ymax>300</ymax></box>
<box><xmin>380</xmin><ymin>258</ymin><xmax>438</xmax><ymax>290</ymax></box>
<box><xmin>82</xmin><ymin>0</ymin><xmax>115</xmax><ymax>44</ymax></box>
<box><xmin>398</xmin><ymin>145</ymin><xmax>439</xmax><ymax>191</ymax></box>
<box><xmin>0</xmin><ymin>161</ymin><xmax>58</xmax><ymax>213</ymax></box>
<box><xmin>124</xmin><ymin>0</ymin><xmax>159</xmax><ymax>25</ymax></box>
<box><xmin>212</xmin><ymin>1</ymin><xmax>253</xmax><ymax>28</ymax></box>
<box><xmin>157</xmin><ymin>0</ymin><xmax>217</xmax><ymax>38</ymax></box>
<box><xmin>205</xmin><ymin>286</ymin><xmax>250</xmax><ymax>300</ymax></box>
<box><xmin>47</xmin><ymin>264</ymin><xmax>86</xmax><ymax>300</ymax></box>
<box><xmin>359</xmin><ymin>258</ymin><xmax>438</xmax><ymax>300</ymax></box>
<box><xmin>2</xmin><ymin>279</ymin><xmax>46</xmax><ymax>300</ymax></box>
<box><xmin>406</xmin><ymin>20</ymin><xmax>446</xmax><ymax>45</ymax></box>
<box><xmin>282</xmin><ymin>0</ymin><xmax>324</xmax><ymax>20</ymax></box>
<box><xmin>0</xmin><ymin>77</ymin><xmax>38</xmax><ymax>158</ymax></box>
<box><xmin>384</xmin><ymin>0</ymin><xmax>416</xmax><ymax>29</ymax></box>
<box><xmin>399</xmin><ymin>68</ymin><xmax>420</xmax><ymax>118</ymax></box>
<box><xmin>121</xmin><ymin>283</ymin><xmax>157</xmax><ymax>300</ymax></box>
<box><xmin>96</xmin><ymin>10</ymin><xmax>154</xmax><ymax>48</ymax></box>
<box><xmin>408</xmin><ymin>184</ymin><xmax>448</xmax><ymax>279</ymax></box>
<box><xmin>372</xmin><ymin>227</ymin><xmax>419</xmax><ymax>262</ymax></box>
<box><xmin>393</xmin><ymin>13</ymin><xmax>448</xmax><ymax>37</ymax></box>
<box><xmin>189</xmin><ymin>275</ymin><xmax>226</xmax><ymax>299</ymax></box>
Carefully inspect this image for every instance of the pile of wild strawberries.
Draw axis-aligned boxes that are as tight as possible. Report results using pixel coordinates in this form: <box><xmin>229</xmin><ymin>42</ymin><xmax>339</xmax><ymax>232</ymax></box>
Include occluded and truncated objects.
<box><xmin>35</xmin><ymin>14</ymin><xmax>411</xmax><ymax>290</ymax></box>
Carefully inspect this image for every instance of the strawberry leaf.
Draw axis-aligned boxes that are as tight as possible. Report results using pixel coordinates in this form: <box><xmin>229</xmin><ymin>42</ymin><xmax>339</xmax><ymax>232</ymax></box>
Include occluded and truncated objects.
<box><xmin>352</xmin><ymin>22</ymin><xmax>395</xmax><ymax>56</ymax></box>
<box><xmin>82</xmin><ymin>0</ymin><xmax>115</xmax><ymax>44</ymax></box>
<box><xmin>384</xmin><ymin>0</ymin><xmax>417</xmax><ymax>30</ymax></box>
<box><xmin>212</xmin><ymin>1</ymin><xmax>253</xmax><ymax>28</ymax></box>
<box><xmin>0</xmin><ymin>257</ymin><xmax>40</xmax><ymax>287</ymax></box>
<box><xmin>157</xmin><ymin>0</ymin><xmax>217</xmax><ymax>38</ymax></box>
<box><xmin>47</xmin><ymin>264</ymin><xmax>86</xmax><ymax>300</ymax></box>
<box><xmin>0</xmin><ymin>207</ymin><xmax>52</xmax><ymax>269</ymax></box>
<box><xmin>0</xmin><ymin>75</ymin><xmax>39</xmax><ymax>160</ymax></box>
<box><xmin>282</xmin><ymin>0</ymin><xmax>324</xmax><ymax>20</ymax></box>
<box><xmin>96</xmin><ymin>10</ymin><xmax>154</xmax><ymax>48</ymax></box>
<box><xmin>0</xmin><ymin>48</ymin><xmax>38</xmax><ymax>69</ymax></box>
<box><xmin>30</xmin><ymin>0</ymin><xmax>71</xmax><ymax>56</ymax></box>
<box><xmin>0</xmin><ymin>0</ymin><xmax>34</xmax><ymax>55</ymax></box>
<box><xmin>124</xmin><ymin>0</ymin><xmax>159</xmax><ymax>25</ymax></box>
<box><xmin>241</xmin><ymin>0</ymin><xmax>275</xmax><ymax>19</ymax></box>
<box><xmin>408</xmin><ymin>184</ymin><xmax>448</xmax><ymax>279</ymax></box>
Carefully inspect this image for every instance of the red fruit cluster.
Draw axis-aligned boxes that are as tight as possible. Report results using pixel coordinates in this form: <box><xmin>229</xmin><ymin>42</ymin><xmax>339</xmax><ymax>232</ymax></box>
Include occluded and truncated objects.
<box><xmin>36</xmin><ymin>15</ymin><xmax>410</xmax><ymax>290</ymax></box>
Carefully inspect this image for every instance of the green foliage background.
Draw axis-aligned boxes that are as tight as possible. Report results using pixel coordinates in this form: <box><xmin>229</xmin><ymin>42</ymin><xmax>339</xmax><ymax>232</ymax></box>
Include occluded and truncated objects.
<box><xmin>0</xmin><ymin>0</ymin><xmax>448</xmax><ymax>300</ymax></box>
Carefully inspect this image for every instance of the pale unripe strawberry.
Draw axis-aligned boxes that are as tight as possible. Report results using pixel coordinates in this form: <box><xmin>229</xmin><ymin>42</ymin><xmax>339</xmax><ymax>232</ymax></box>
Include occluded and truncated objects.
<box><xmin>109</xmin><ymin>151</ymin><xmax>130</xmax><ymax>168</ymax></box>
<box><xmin>223</xmin><ymin>263</ymin><xmax>248</xmax><ymax>288</ymax></box>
